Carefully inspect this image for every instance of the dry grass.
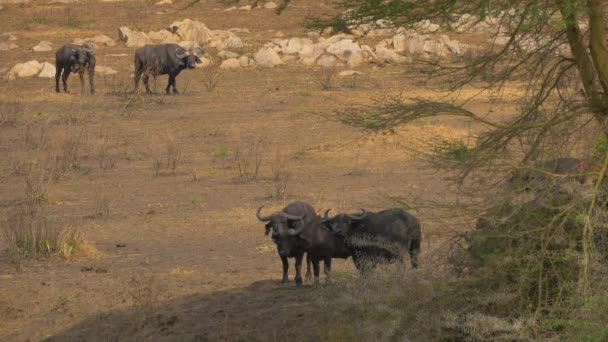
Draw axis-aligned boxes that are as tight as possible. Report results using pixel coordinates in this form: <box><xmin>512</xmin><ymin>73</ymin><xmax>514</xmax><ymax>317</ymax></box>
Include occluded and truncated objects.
<box><xmin>232</xmin><ymin>133</ymin><xmax>263</xmax><ymax>181</ymax></box>
<box><xmin>202</xmin><ymin>60</ymin><xmax>222</xmax><ymax>93</ymax></box>
<box><xmin>151</xmin><ymin>133</ymin><xmax>182</xmax><ymax>176</ymax></box>
<box><xmin>96</xmin><ymin>128</ymin><xmax>117</xmax><ymax>170</ymax></box>
<box><xmin>0</xmin><ymin>100</ymin><xmax>21</xmax><ymax>127</ymax></box>
<box><xmin>23</xmin><ymin>160</ymin><xmax>54</xmax><ymax>206</ymax></box>
<box><xmin>267</xmin><ymin>148</ymin><xmax>290</xmax><ymax>199</ymax></box>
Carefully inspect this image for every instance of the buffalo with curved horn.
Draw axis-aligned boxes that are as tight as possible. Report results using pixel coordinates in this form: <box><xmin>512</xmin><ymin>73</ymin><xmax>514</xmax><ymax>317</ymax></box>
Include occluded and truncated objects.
<box><xmin>323</xmin><ymin>208</ymin><xmax>422</xmax><ymax>271</ymax></box>
<box><xmin>256</xmin><ymin>201</ymin><xmax>314</xmax><ymax>287</ymax></box>
<box><xmin>134</xmin><ymin>44</ymin><xmax>204</xmax><ymax>95</ymax></box>
<box><xmin>55</xmin><ymin>43</ymin><xmax>96</xmax><ymax>94</ymax></box>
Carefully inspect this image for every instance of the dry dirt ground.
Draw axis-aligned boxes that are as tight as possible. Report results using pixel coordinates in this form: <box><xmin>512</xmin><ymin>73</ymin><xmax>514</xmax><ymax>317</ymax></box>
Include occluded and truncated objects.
<box><xmin>0</xmin><ymin>1</ymin><xmax>524</xmax><ymax>341</ymax></box>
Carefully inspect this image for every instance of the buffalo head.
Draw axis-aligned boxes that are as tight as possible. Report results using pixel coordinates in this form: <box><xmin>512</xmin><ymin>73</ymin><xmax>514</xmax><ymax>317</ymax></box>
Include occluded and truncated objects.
<box><xmin>175</xmin><ymin>46</ymin><xmax>204</xmax><ymax>69</ymax></box>
<box><xmin>257</xmin><ymin>206</ymin><xmax>305</xmax><ymax>257</ymax></box>
<box><xmin>322</xmin><ymin>208</ymin><xmax>367</xmax><ymax>237</ymax></box>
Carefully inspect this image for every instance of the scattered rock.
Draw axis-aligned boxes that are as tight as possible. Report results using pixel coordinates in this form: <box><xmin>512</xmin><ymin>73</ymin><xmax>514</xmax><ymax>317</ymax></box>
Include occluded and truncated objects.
<box><xmin>275</xmin><ymin>31</ymin><xmax>285</xmax><ymax>38</ymax></box>
<box><xmin>238</xmin><ymin>55</ymin><xmax>254</xmax><ymax>67</ymax></box>
<box><xmin>224</xmin><ymin>36</ymin><xmax>243</xmax><ymax>49</ymax></box>
<box><xmin>8</xmin><ymin>60</ymin><xmax>42</xmax><ymax>79</ymax></box>
<box><xmin>264</xmin><ymin>1</ymin><xmax>277</xmax><ymax>9</ymax></box>
<box><xmin>326</xmin><ymin>39</ymin><xmax>363</xmax><ymax>67</ymax></box>
<box><xmin>220</xmin><ymin>58</ymin><xmax>241</xmax><ymax>69</ymax></box>
<box><xmin>147</xmin><ymin>30</ymin><xmax>180</xmax><ymax>43</ymax></box>
<box><xmin>118</xmin><ymin>27</ymin><xmax>151</xmax><ymax>48</ymax></box>
<box><xmin>339</xmin><ymin>70</ymin><xmax>364</xmax><ymax>77</ymax></box>
<box><xmin>38</xmin><ymin>62</ymin><xmax>56</xmax><ymax>78</ymax></box>
<box><xmin>196</xmin><ymin>56</ymin><xmax>211</xmax><ymax>68</ymax></box>
<box><xmin>0</xmin><ymin>32</ymin><xmax>17</xmax><ymax>41</ymax></box>
<box><xmin>254</xmin><ymin>47</ymin><xmax>283</xmax><ymax>67</ymax></box>
<box><xmin>0</xmin><ymin>42</ymin><xmax>18</xmax><ymax>51</ymax></box>
<box><xmin>218</xmin><ymin>50</ymin><xmax>239</xmax><ymax>59</ymax></box>
<box><xmin>155</xmin><ymin>0</ymin><xmax>171</xmax><ymax>5</ymax></box>
<box><xmin>229</xmin><ymin>28</ymin><xmax>250</xmax><ymax>34</ymax></box>
<box><xmin>375</xmin><ymin>47</ymin><xmax>407</xmax><ymax>64</ymax></box>
<box><xmin>0</xmin><ymin>0</ymin><xmax>31</xmax><ymax>3</ymax></box>
<box><xmin>96</xmin><ymin>66</ymin><xmax>118</xmax><ymax>75</ymax></box>
<box><xmin>168</xmin><ymin>19</ymin><xmax>239</xmax><ymax>50</ymax></box>
<box><xmin>223</xmin><ymin>6</ymin><xmax>237</xmax><ymax>12</ymax></box>
<box><xmin>86</xmin><ymin>34</ymin><xmax>116</xmax><ymax>47</ymax></box>
<box><xmin>316</xmin><ymin>54</ymin><xmax>339</xmax><ymax>67</ymax></box>
<box><xmin>32</xmin><ymin>41</ymin><xmax>53</xmax><ymax>52</ymax></box>
<box><xmin>239</xmin><ymin>5</ymin><xmax>251</xmax><ymax>11</ymax></box>
<box><xmin>178</xmin><ymin>41</ymin><xmax>201</xmax><ymax>50</ymax></box>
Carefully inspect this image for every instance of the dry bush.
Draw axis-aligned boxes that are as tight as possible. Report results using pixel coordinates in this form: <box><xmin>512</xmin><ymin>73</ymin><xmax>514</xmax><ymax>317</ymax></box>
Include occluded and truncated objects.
<box><xmin>96</xmin><ymin>128</ymin><xmax>117</xmax><ymax>170</ymax></box>
<box><xmin>231</xmin><ymin>133</ymin><xmax>263</xmax><ymax>181</ymax></box>
<box><xmin>201</xmin><ymin>59</ymin><xmax>221</xmax><ymax>92</ymax></box>
<box><xmin>52</xmin><ymin>126</ymin><xmax>85</xmax><ymax>177</ymax></box>
<box><xmin>24</xmin><ymin>120</ymin><xmax>50</xmax><ymax>150</ymax></box>
<box><xmin>125</xmin><ymin>273</ymin><xmax>162</xmax><ymax>333</ymax></box>
<box><xmin>92</xmin><ymin>189</ymin><xmax>111</xmax><ymax>219</ymax></box>
<box><xmin>268</xmin><ymin>148</ymin><xmax>290</xmax><ymax>199</ymax></box>
<box><xmin>151</xmin><ymin>134</ymin><xmax>182</xmax><ymax>176</ymax></box>
<box><xmin>23</xmin><ymin>160</ymin><xmax>54</xmax><ymax>206</ymax></box>
<box><xmin>58</xmin><ymin>99</ymin><xmax>90</xmax><ymax>125</ymax></box>
<box><xmin>0</xmin><ymin>100</ymin><xmax>22</xmax><ymax>126</ymax></box>
<box><xmin>317</xmin><ymin>67</ymin><xmax>337</xmax><ymax>90</ymax></box>
<box><xmin>2</xmin><ymin>205</ymin><xmax>87</xmax><ymax>259</ymax></box>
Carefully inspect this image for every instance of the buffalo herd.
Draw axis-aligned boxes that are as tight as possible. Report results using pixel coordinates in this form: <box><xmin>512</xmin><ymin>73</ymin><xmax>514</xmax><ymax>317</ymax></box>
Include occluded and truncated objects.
<box><xmin>54</xmin><ymin>43</ymin><xmax>204</xmax><ymax>95</ymax></box>
<box><xmin>257</xmin><ymin>201</ymin><xmax>422</xmax><ymax>286</ymax></box>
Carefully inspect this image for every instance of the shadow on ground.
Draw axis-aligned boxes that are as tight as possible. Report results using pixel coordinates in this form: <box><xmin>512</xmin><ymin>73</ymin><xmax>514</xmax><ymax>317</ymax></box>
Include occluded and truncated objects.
<box><xmin>44</xmin><ymin>280</ymin><xmax>324</xmax><ymax>342</ymax></box>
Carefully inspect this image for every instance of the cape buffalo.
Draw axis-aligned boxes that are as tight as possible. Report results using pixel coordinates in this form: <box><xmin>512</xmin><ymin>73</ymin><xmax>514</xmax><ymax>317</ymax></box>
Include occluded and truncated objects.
<box><xmin>55</xmin><ymin>43</ymin><xmax>96</xmax><ymax>94</ymax></box>
<box><xmin>134</xmin><ymin>44</ymin><xmax>203</xmax><ymax>95</ymax></box>
<box><xmin>257</xmin><ymin>202</ymin><xmax>351</xmax><ymax>286</ymax></box>
<box><xmin>323</xmin><ymin>208</ymin><xmax>421</xmax><ymax>271</ymax></box>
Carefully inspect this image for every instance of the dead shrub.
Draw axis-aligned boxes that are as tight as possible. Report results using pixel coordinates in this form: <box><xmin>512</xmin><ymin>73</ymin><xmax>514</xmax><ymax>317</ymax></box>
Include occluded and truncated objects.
<box><xmin>151</xmin><ymin>134</ymin><xmax>182</xmax><ymax>176</ymax></box>
<box><xmin>202</xmin><ymin>59</ymin><xmax>221</xmax><ymax>92</ymax></box>
<box><xmin>24</xmin><ymin>120</ymin><xmax>50</xmax><ymax>150</ymax></box>
<box><xmin>268</xmin><ymin>148</ymin><xmax>290</xmax><ymax>199</ymax></box>
<box><xmin>23</xmin><ymin>160</ymin><xmax>54</xmax><ymax>205</ymax></box>
<box><xmin>232</xmin><ymin>133</ymin><xmax>263</xmax><ymax>181</ymax></box>
<box><xmin>0</xmin><ymin>100</ymin><xmax>22</xmax><ymax>126</ymax></box>
<box><xmin>317</xmin><ymin>66</ymin><xmax>337</xmax><ymax>90</ymax></box>
<box><xmin>2</xmin><ymin>205</ymin><xmax>87</xmax><ymax>259</ymax></box>
<box><xmin>125</xmin><ymin>273</ymin><xmax>162</xmax><ymax>332</ymax></box>
<box><xmin>96</xmin><ymin>128</ymin><xmax>117</xmax><ymax>170</ymax></box>
<box><xmin>53</xmin><ymin>126</ymin><xmax>85</xmax><ymax>177</ymax></box>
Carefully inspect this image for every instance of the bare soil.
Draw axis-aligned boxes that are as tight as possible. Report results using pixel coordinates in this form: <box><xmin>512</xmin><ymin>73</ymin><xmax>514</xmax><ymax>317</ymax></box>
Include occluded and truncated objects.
<box><xmin>0</xmin><ymin>1</ymin><xmax>521</xmax><ymax>340</ymax></box>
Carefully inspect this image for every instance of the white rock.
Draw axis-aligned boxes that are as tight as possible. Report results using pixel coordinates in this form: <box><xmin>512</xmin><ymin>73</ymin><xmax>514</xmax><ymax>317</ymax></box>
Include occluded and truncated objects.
<box><xmin>87</xmin><ymin>34</ymin><xmax>116</xmax><ymax>47</ymax></box>
<box><xmin>224</xmin><ymin>6</ymin><xmax>237</xmax><ymax>11</ymax></box>
<box><xmin>155</xmin><ymin>0</ymin><xmax>171</xmax><ymax>5</ymax></box>
<box><xmin>440</xmin><ymin>35</ymin><xmax>461</xmax><ymax>56</ymax></box>
<box><xmin>282</xmin><ymin>55</ymin><xmax>297</xmax><ymax>63</ymax></box>
<box><xmin>264</xmin><ymin>1</ymin><xmax>277</xmax><ymax>9</ymax></box>
<box><xmin>339</xmin><ymin>70</ymin><xmax>364</xmax><ymax>77</ymax></box>
<box><xmin>422</xmin><ymin>40</ymin><xmax>448</xmax><ymax>58</ymax></box>
<box><xmin>229</xmin><ymin>28</ymin><xmax>250</xmax><ymax>33</ymax></box>
<box><xmin>238</xmin><ymin>55</ymin><xmax>255</xmax><ymax>67</ymax></box>
<box><xmin>360</xmin><ymin>45</ymin><xmax>377</xmax><ymax>61</ymax></box>
<box><xmin>118</xmin><ymin>27</ymin><xmax>151</xmax><ymax>48</ymax></box>
<box><xmin>322</xmin><ymin>34</ymin><xmax>354</xmax><ymax>44</ymax></box>
<box><xmin>275</xmin><ymin>31</ymin><xmax>285</xmax><ymax>38</ymax></box>
<box><xmin>178</xmin><ymin>41</ymin><xmax>201</xmax><ymax>50</ymax></box>
<box><xmin>32</xmin><ymin>41</ymin><xmax>53</xmax><ymax>52</ymax></box>
<box><xmin>38</xmin><ymin>62</ymin><xmax>56</xmax><ymax>78</ymax></box>
<box><xmin>239</xmin><ymin>5</ymin><xmax>251</xmax><ymax>10</ymax></box>
<box><xmin>8</xmin><ymin>60</ymin><xmax>42</xmax><ymax>79</ymax></box>
<box><xmin>316</xmin><ymin>54</ymin><xmax>338</xmax><ymax>67</ymax></box>
<box><xmin>96</xmin><ymin>66</ymin><xmax>118</xmax><ymax>75</ymax></box>
<box><xmin>168</xmin><ymin>19</ymin><xmax>238</xmax><ymax>50</ymax></box>
<box><xmin>224</xmin><ymin>36</ymin><xmax>244</xmax><ymax>49</ymax></box>
<box><xmin>218</xmin><ymin>50</ymin><xmax>240</xmax><ymax>59</ymax></box>
<box><xmin>375</xmin><ymin>47</ymin><xmax>406</xmax><ymax>64</ymax></box>
<box><xmin>220</xmin><ymin>58</ymin><xmax>241</xmax><ymax>69</ymax></box>
<box><xmin>0</xmin><ymin>42</ymin><xmax>18</xmax><ymax>51</ymax></box>
<box><xmin>254</xmin><ymin>47</ymin><xmax>283</xmax><ymax>67</ymax></box>
<box><xmin>283</xmin><ymin>37</ymin><xmax>308</xmax><ymax>54</ymax></box>
<box><xmin>0</xmin><ymin>32</ymin><xmax>17</xmax><ymax>41</ymax></box>
<box><xmin>326</xmin><ymin>39</ymin><xmax>363</xmax><ymax>67</ymax></box>
<box><xmin>147</xmin><ymin>30</ymin><xmax>180</xmax><ymax>43</ymax></box>
<box><xmin>306</xmin><ymin>31</ymin><xmax>320</xmax><ymax>40</ymax></box>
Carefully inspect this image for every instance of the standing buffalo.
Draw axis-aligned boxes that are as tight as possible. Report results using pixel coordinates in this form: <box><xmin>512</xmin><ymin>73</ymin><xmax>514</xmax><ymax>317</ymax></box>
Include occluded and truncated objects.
<box><xmin>55</xmin><ymin>43</ymin><xmax>96</xmax><ymax>94</ymax></box>
<box><xmin>134</xmin><ymin>44</ymin><xmax>203</xmax><ymax>95</ymax></box>
<box><xmin>256</xmin><ymin>202</ymin><xmax>351</xmax><ymax>286</ymax></box>
<box><xmin>256</xmin><ymin>201</ymin><xmax>315</xmax><ymax>286</ymax></box>
<box><xmin>323</xmin><ymin>208</ymin><xmax>421</xmax><ymax>271</ymax></box>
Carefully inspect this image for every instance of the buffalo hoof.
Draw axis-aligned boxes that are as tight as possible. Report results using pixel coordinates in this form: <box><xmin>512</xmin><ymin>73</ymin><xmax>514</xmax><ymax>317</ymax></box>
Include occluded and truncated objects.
<box><xmin>295</xmin><ymin>281</ymin><xmax>303</xmax><ymax>288</ymax></box>
<box><xmin>280</xmin><ymin>278</ymin><xmax>289</xmax><ymax>285</ymax></box>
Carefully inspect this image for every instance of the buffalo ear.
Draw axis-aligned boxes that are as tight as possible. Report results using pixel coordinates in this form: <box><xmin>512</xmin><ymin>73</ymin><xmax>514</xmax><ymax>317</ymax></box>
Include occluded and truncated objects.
<box><xmin>264</xmin><ymin>223</ymin><xmax>272</xmax><ymax>236</ymax></box>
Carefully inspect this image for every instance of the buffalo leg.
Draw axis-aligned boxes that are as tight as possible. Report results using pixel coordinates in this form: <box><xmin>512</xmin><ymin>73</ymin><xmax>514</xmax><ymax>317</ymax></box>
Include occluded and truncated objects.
<box><xmin>55</xmin><ymin>66</ymin><xmax>62</xmax><ymax>93</ymax></box>
<box><xmin>294</xmin><ymin>253</ymin><xmax>304</xmax><ymax>287</ymax></box>
<box><xmin>323</xmin><ymin>256</ymin><xmax>332</xmax><ymax>284</ymax></box>
<box><xmin>62</xmin><ymin>69</ymin><xmax>70</xmax><ymax>93</ymax></box>
<box><xmin>312</xmin><ymin>258</ymin><xmax>320</xmax><ymax>285</ymax></box>
<box><xmin>134</xmin><ymin>69</ymin><xmax>143</xmax><ymax>92</ymax></box>
<box><xmin>79</xmin><ymin>72</ymin><xmax>85</xmax><ymax>94</ymax></box>
<box><xmin>88</xmin><ymin>69</ymin><xmax>95</xmax><ymax>94</ymax></box>
<box><xmin>409</xmin><ymin>239</ymin><xmax>420</xmax><ymax>269</ymax></box>
<box><xmin>305</xmin><ymin>253</ymin><xmax>312</xmax><ymax>282</ymax></box>
<box><xmin>143</xmin><ymin>75</ymin><xmax>152</xmax><ymax>94</ymax></box>
<box><xmin>280</xmin><ymin>255</ymin><xmax>289</xmax><ymax>284</ymax></box>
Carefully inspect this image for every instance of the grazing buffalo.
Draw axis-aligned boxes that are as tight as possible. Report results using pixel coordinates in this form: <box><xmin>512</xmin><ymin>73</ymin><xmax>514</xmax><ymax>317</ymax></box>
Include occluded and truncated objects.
<box><xmin>323</xmin><ymin>208</ymin><xmax>421</xmax><ymax>271</ymax></box>
<box><xmin>134</xmin><ymin>44</ymin><xmax>203</xmax><ymax>94</ymax></box>
<box><xmin>55</xmin><ymin>43</ymin><xmax>96</xmax><ymax>94</ymax></box>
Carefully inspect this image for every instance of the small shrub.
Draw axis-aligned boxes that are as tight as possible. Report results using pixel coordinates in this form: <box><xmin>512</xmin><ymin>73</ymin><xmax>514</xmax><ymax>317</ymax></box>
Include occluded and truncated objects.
<box><xmin>213</xmin><ymin>144</ymin><xmax>230</xmax><ymax>169</ymax></box>
<box><xmin>318</xmin><ymin>67</ymin><xmax>337</xmax><ymax>90</ymax></box>
<box><xmin>438</xmin><ymin>140</ymin><xmax>470</xmax><ymax>161</ymax></box>
<box><xmin>2</xmin><ymin>206</ymin><xmax>86</xmax><ymax>259</ymax></box>
<box><xmin>24</xmin><ymin>120</ymin><xmax>50</xmax><ymax>150</ymax></box>
<box><xmin>23</xmin><ymin>160</ymin><xmax>54</xmax><ymax>205</ymax></box>
<box><xmin>0</xmin><ymin>100</ymin><xmax>21</xmax><ymax>126</ymax></box>
<box><xmin>151</xmin><ymin>134</ymin><xmax>182</xmax><ymax>176</ymax></box>
<box><xmin>232</xmin><ymin>134</ymin><xmax>263</xmax><ymax>181</ymax></box>
<box><xmin>202</xmin><ymin>61</ymin><xmax>221</xmax><ymax>92</ymax></box>
<box><xmin>293</xmin><ymin>148</ymin><xmax>306</xmax><ymax>160</ymax></box>
<box><xmin>191</xmin><ymin>196</ymin><xmax>204</xmax><ymax>205</ymax></box>
<box><xmin>53</xmin><ymin>127</ymin><xmax>84</xmax><ymax>176</ymax></box>
<box><xmin>96</xmin><ymin>129</ymin><xmax>117</xmax><ymax>170</ymax></box>
<box><xmin>269</xmin><ymin>149</ymin><xmax>290</xmax><ymax>199</ymax></box>
<box><xmin>297</xmin><ymin>90</ymin><xmax>311</xmax><ymax>97</ymax></box>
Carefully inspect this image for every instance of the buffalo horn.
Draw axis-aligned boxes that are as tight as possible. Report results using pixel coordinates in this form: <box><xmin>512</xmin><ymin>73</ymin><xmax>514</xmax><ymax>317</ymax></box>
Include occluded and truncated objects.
<box><xmin>256</xmin><ymin>206</ymin><xmax>272</xmax><ymax>222</ymax></box>
<box><xmin>347</xmin><ymin>209</ymin><xmax>367</xmax><ymax>220</ymax></box>
<box><xmin>287</xmin><ymin>221</ymin><xmax>305</xmax><ymax>235</ymax></box>
<box><xmin>322</xmin><ymin>209</ymin><xmax>332</xmax><ymax>222</ymax></box>
<box><xmin>175</xmin><ymin>48</ymin><xmax>190</xmax><ymax>59</ymax></box>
